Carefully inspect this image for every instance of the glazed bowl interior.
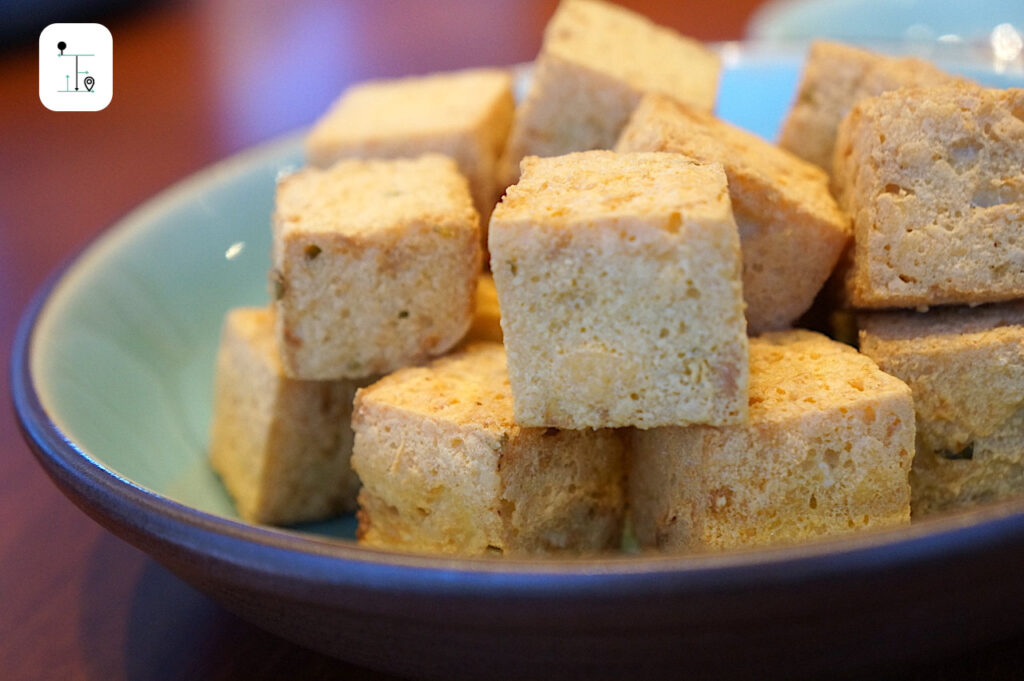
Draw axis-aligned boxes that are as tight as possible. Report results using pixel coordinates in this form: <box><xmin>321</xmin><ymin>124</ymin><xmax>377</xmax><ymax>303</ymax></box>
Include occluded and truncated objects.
<box><xmin>30</xmin><ymin>137</ymin><xmax>294</xmax><ymax>518</ymax></box>
<box><xmin>19</xmin><ymin>42</ymin><xmax>1024</xmax><ymax>559</ymax></box>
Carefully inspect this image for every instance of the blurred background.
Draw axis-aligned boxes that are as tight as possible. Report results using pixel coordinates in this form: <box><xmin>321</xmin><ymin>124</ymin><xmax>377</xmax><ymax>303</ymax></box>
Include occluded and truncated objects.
<box><xmin>0</xmin><ymin>0</ymin><xmax>762</xmax><ymax>292</ymax></box>
<box><xmin>0</xmin><ymin>2</ymin><xmax>766</xmax><ymax>680</ymax></box>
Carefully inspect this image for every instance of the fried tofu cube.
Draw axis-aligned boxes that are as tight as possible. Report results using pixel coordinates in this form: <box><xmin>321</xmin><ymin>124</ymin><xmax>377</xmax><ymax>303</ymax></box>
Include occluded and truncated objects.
<box><xmin>779</xmin><ymin>41</ymin><xmax>966</xmax><ymax>172</ymax></box>
<box><xmin>499</xmin><ymin>0</ymin><xmax>720</xmax><ymax>185</ymax></box>
<box><xmin>860</xmin><ymin>303</ymin><xmax>1024</xmax><ymax>516</ymax></box>
<box><xmin>209</xmin><ymin>307</ymin><xmax>362</xmax><ymax>525</ymax></box>
<box><xmin>630</xmin><ymin>330</ymin><xmax>914</xmax><ymax>551</ymax></box>
<box><xmin>351</xmin><ymin>343</ymin><xmax>626</xmax><ymax>556</ymax></box>
<box><xmin>489</xmin><ymin>150</ymin><xmax>748</xmax><ymax>429</ymax></box>
<box><xmin>833</xmin><ymin>85</ymin><xmax>1024</xmax><ymax>308</ymax></box>
<box><xmin>272</xmin><ymin>155</ymin><xmax>481</xmax><ymax>379</ymax></box>
<box><xmin>617</xmin><ymin>93</ymin><xmax>850</xmax><ymax>334</ymax></box>
<box><xmin>306</xmin><ymin>68</ymin><xmax>514</xmax><ymax>222</ymax></box>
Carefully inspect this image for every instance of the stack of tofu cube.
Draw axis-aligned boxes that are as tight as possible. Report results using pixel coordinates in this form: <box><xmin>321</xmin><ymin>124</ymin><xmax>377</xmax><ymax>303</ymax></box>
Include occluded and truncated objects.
<box><xmin>779</xmin><ymin>42</ymin><xmax>1024</xmax><ymax>516</ymax></box>
<box><xmin>210</xmin><ymin>0</ymin><xmax>1024</xmax><ymax>556</ymax></box>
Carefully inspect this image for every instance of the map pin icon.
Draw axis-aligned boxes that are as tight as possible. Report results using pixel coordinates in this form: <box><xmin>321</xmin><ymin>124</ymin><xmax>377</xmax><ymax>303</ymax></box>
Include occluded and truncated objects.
<box><xmin>84</xmin><ymin>76</ymin><xmax>95</xmax><ymax>92</ymax></box>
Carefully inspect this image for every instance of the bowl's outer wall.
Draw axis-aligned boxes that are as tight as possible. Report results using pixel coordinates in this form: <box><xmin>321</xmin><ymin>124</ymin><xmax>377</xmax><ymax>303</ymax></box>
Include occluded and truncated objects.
<box><xmin>17</xmin><ymin>373</ymin><xmax>1024</xmax><ymax>681</ymax></box>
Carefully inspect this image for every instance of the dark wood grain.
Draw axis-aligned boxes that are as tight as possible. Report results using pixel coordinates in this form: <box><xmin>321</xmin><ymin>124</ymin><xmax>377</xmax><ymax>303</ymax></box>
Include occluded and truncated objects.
<box><xmin>4</xmin><ymin>2</ymin><xmax>1024</xmax><ymax>679</ymax></box>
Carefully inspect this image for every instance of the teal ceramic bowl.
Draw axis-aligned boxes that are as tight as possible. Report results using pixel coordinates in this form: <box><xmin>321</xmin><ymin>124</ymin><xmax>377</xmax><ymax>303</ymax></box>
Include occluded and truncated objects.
<box><xmin>12</xmin><ymin>44</ymin><xmax>1024</xmax><ymax>681</ymax></box>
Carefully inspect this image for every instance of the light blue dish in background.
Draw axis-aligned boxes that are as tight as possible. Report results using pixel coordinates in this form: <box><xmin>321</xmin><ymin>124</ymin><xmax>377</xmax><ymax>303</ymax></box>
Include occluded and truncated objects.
<box><xmin>748</xmin><ymin>0</ymin><xmax>1024</xmax><ymax>45</ymax></box>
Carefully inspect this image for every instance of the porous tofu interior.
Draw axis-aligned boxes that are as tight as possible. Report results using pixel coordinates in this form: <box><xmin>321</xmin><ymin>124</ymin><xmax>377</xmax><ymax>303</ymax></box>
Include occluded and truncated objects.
<box><xmin>209</xmin><ymin>307</ymin><xmax>361</xmax><ymax>525</ymax></box>
<box><xmin>859</xmin><ymin>304</ymin><xmax>1024</xmax><ymax>515</ymax></box>
<box><xmin>308</xmin><ymin>69</ymin><xmax>513</xmax><ymax>145</ymax></box>
<box><xmin>352</xmin><ymin>344</ymin><xmax>624</xmax><ymax>555</ymax></box>
<box><xmin>617</xmin><ymin>93</ymin><xmax>850</xmax><ymax>333</ymax></box>
<box><xmin>273</xmin><ymin>155</ymin><xmax>481</xmax><ymax>379</ymax></box>
<box><xmin>835</xmin><ymin>85</ymin><xmax>1024</xmax><ymax>306</ymax></box>
<box><xmin>630</xmin><ymin>331</ymin><xmax>913</xmax><ymax>550</ymax></box>
<box><xmin>545</xmin><ymin>0</ymin><xmax>719</xmax><ymax>110</ymax></box>
<box><xmin>491</xmin><ymin>151</ymin><xmax>747</xmax><ymax>428</ymax></box>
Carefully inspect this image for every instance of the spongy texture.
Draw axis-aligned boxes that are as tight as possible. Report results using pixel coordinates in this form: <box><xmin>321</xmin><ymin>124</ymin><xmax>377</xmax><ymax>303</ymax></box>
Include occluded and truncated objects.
<box><xmin>859</xmin><ymin>303</ymin><xmax>1024</xmax><ymax>515</ymax></box>
<box><xmin>617</xmin><ymin>93</ymin><xmax>850</xmax><ymax>333</ymax></box>
<box><xmin>779</xmin><ymin>41</ymin><xmax>966</xmax><ymax>172</ymax></box>
<box><xmin>351</xmin><ymin>343</ymin><xmax>626</xmax><ymax>555</ymax></box>
<box><xmin>630</xmin><ymin>330</ymin><xmax>914</xmax><ymax>551</ymax></box>
<box><xmin>272</xmin><ymin>155</ymin><xmax>481</xmax><ymax>379</ymax></box>
<box><xmin>834</xmin><ymin>85</ymin><xmax>1024</xmax><ymax>308</ymax></box>
<box><xmin>489</xmin><ymin>150</ymin><xmax>748</xmax><ymax>429</ymax></box>
<box><xmin>498</xmin><ymin>0</ymin><xmax>719</xmax><ymax>185</ymax></box>
<box><xmin>306</xmin><ymin>68</ymin><xmax>514</xmax><ymax>221</ymax></box>
<box><xmin>208</xmin><ymin>307</ymin><xmax>362</xmax><ymax>525</ymax></box>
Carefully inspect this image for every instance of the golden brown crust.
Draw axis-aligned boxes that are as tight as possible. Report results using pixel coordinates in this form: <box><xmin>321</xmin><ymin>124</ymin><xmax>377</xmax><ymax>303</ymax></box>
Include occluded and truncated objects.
<box><xmin>208</xmin><ymin>307</ymin><xmax>363</xmax><ymax>525</ymax></box>
<box><xmin>490</xmin><ymin>150</ymin><xmax>748</xmax><ymax>429</ymax></box>
<box><xmin>834</xmin><ymin>85</ymin><xmax>1024</xmax><ymax>308</ymax></box>
<box><xmin>630</xmin><ymin>330</ymin><xmax>914</xmax><ymax>551</ymax></box>
<box><xmin>351</xmin><ymin>343</ymin><xmax>626</xmax><ymax>555</ymax></box>
<box><xmin>498</xmin><ymin>0</ymin><xmax>720</xmax><ymax>185</ymax></box>
<box><xmin>859</xmin><ymin>303</ymin><xmax>1024</xmax><ymax>515</ymax></box>
<box><xmin>779</xmin><ymin>40</ymin><xmax>967</xmax><ymax>172</ymax></box>
<box><xmin>617</xmin><ymin>93</ymin><xmax>850</xmax><ymax>334</ymax></box>
<box><xmin>272</xmin><ymin>155</ymin><xmax>482</xmax><ymax>379</ymax></box>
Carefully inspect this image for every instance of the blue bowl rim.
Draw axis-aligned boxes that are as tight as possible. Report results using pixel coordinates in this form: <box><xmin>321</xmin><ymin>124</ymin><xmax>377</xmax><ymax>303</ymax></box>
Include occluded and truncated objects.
<box><xmin>11</xmin><ymin>57</ymin><xmax>1024</xmax><ymax>604</ymax></box>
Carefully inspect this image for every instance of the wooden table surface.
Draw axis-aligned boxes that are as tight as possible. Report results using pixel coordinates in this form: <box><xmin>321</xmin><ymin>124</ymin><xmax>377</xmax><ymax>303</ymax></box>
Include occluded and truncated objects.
<box><xmin>4</xmin><ymin>1</ymin><xmax>1024</xmax><ymax>679</ymax></box>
